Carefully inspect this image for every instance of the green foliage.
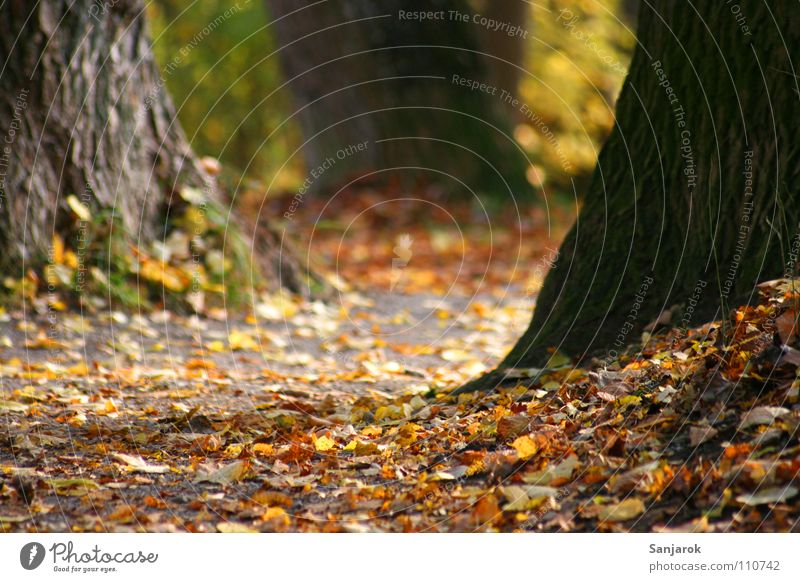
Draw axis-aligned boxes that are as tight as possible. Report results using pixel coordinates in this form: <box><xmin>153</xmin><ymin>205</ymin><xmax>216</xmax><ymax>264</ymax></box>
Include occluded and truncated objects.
<box><xmin>147</xmin><ymin>0</ymin><xmax>302</xmax><ymax>189</ymax></box>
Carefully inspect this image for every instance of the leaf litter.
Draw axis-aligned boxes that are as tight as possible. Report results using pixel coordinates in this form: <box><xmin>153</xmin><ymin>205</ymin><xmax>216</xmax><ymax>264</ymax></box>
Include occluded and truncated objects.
<box><xmin>1</xmin><ymin>197</ymin><xmax>799</xmax><ymax>533</ymax></box>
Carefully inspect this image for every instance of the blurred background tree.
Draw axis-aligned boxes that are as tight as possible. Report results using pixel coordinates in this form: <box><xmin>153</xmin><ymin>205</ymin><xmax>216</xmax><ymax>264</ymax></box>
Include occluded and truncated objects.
<box><xmin>148</xmin><ymin>0</ymin><xmax>636</xmax><ymax>206</ymax></box>
<box><xmin>266</xmin><ymin>0</ymin><xmax>532</xmax><ymax>201</ymax></box>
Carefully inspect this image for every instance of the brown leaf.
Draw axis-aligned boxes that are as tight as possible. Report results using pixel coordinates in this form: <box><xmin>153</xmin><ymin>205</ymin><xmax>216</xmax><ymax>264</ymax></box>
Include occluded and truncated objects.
<box><xmin>776</xmin><ymin>310</ymin><xmax>798</xmax><ymax>344</ymax></box>
<box><xmin>497</xmin><ymin>415</ymin><xmax>533</xmax><ymax>440</ymax></box>
<box><xmin>194</xmin><ymin>460</ymin><xmax>248</xmax><ymax>485</ymax></box>
<box><xmin>689</xmin><ymin>425</ymin><xmax>718</xmax><ymax>447</ymax></box>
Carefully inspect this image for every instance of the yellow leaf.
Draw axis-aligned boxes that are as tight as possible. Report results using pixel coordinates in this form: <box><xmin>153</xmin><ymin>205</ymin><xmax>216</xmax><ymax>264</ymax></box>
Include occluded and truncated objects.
<box><xmin>350</xmin><ymin>440</ymin><xmax>379</xmax><ymax>456</ymax></box>
<box><xmin>441</xmin><ymin>349</ymin><xmax>471</xmax><ymax>362</ymax></box>
<box><xmin>25</xmin><ymin>334</ymin><xmax>67</xmax><ymax>350</ymax></box>
<box><xmin>255</xmin><ymin>293</ymin><xmax>299</xmax><ymax>320</ymax></box>
<box><xmin>207</xmin><ymin>341</ymin><xmax>225</xmax><ymax>353</ymax></box>
<box><xmin>512</xmin><ymin>435</ymin><xmax>540</xmax><ymax>460</ymax></box>
<box><xmin>0</xmin><ymin>400</ymin><xmax>28</xmax><ymax>412</ymax></box>
<box><xmin>253</xmin><ymin>443</ymin><xmax>275</xmax><ymax>456</ymax></box>
<box><xmin>374</xmin><ymin>406</ymin><xmax>392</xmax><ymax>421</ymax></box>
<box><xmin>361</xmin><ymin>425</ymin><xmax>382</xmax><ymax>437</ymax></box>
<box><xmin>66</xmin><ymin>195</ymin><xmax>91</xmax><ymax>221</ymax></box>
<box><xmin>97</xmin><ymin>398</ymin><xmax>119</xmax><ymax>415</ymax></box>
<box><xmin>314</xmin><ymin>435</ymin><xmax>336</xmax><ymax>452</ymax></box>
<box><xmin>64</xmin><ymin>250</ymin><xmax>79</xmax><ymax>269</ymax></box>
<box><xmin>616</xmin><ymin>395</ymin><xmax>642</xmax><ymax>408</ymax></box>
<box><xmin>460</xmin><ymin>360</ymin><xmax>487</xmax><ymax>376</ymax></box>
<box><xmin>52</xmin><ymin>235</ymin><xmax>65</xmax><ymax>264</ymax></box>
<box><xmin>140</xmin><ymin>259</ymin><xmax>187</xmax><ymax>292</ymax></box>
<box><xmin>229</xmin><ymin>330</ymin><xmax>258</xmax><ymax>351</ymax></box>
<box><xmin>263</xmin><ymin>506</ymin><xmax>289</xmax><ymax>525</ymax></box>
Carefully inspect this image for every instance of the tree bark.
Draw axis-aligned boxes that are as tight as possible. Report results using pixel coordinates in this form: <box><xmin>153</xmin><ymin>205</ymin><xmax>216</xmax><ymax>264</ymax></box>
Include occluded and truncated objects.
<box><xmin>0</xmin><ymin>0</ymin><xmax>206</xmax><ymax>272</ymax></box>
<box><xmin>463</xmin><ymin>1</ymin><xmax>800</xmax><ymax>391</ymax></box>
<box><xmin>266</xmin><ymin>0</ymin><xmax>530</xmax><ymax>199</ymax></box>
<box><xmin>0</xmin><ymin>0</ymin><xmax>311</xmax><ymax>295</ymax></box>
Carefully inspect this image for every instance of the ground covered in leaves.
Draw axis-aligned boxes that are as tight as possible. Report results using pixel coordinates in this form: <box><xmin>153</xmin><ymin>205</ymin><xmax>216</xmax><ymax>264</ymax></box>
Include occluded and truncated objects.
<box><xmin>2</xmin><ymin>198</ymin><xmax>800</xmax><ymax>532</ymax></box>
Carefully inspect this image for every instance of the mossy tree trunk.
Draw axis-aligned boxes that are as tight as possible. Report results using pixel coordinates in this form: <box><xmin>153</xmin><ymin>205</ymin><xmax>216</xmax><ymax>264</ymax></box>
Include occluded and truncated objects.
<box><xmin>464</xmin><ymin>1</ymin><xmax>800</xmax><ymax>390</ymax></box>
<box><xmin>267</xmin><ymin>0</ymin><xmax>531</xmax><ymax>199</ymax></box>
<box><xmin>0</xmin><ymin>0</ymin><xmax>207</xmax><ymax>272</ymax></box>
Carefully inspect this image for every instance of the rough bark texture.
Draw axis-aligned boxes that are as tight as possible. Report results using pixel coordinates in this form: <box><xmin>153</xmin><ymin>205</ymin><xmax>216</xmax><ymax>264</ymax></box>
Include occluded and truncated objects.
<box><xmin>464</xmin><ymin>1</ymin><xmax>800</xmax><ymax>391</ymax></box>
<box><xmin>266</xmin><ymin>0</ymin><xmax>530</xmax><ymax>199</ymax></box>
<box><xmin>0</xmin><ymin>0</ymin><xmax>205</xmax><ymax>272</ymax></box>
<box><xmin>0</xmin><ymin>0</ymin><xmax>311</xmax><ymax>295</ymax></box>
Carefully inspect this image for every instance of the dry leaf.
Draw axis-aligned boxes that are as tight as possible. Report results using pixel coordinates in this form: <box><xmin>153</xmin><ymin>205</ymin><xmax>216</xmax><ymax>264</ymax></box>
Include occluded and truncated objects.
<box><xmin>598</xmin><ymin>498</ymin><xmax>645</xmax><ymax>522</ymax></box>
<box><xmin>313</xmin><ymin>435</ymin><xmax>336</xmax><ymax>452</ymax></box>
<box><xmin>736</xmin><ymin>486</ymin><xmax>798</xmax><ymax>506</ymax></box>
<box><xmin>739</xmin><ymin>407</ymin><xmax>790</xmax><ymax>429</ymax></box>
<box><xmin>194</xmin><ymin>460</ymin><xmax>248</xmax><ymax>485</ymax></box>
<box><xmin>512</xmin><ymin>435</ymin><xmax>540</xmax><ymax>460</ymax></box>
<box><xmin>689</xmin><ymin>425</ymin><xmax>718</xmax><ymax>446</ymax></box>
<box><xmin>112</xmin><ymin>453</ymin><xmax>170</xmax><ymax>474</ymax></box>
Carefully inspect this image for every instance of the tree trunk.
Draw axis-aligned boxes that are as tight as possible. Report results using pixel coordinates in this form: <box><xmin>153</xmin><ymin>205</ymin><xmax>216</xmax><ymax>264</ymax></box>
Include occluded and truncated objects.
<box><xmin>0</xmin><ymin>0</ymin><xmax>310</xmax><ymax>296</ymax></box>
<box><xmin>0</xmin><ymin>0</ymin><xmax>206</xmax><ymax>272</ymax></box>
<box><xmin>463</xmin><ymin>1</ymin><xmax>800</xmax><ymax>391</ymax></box>
<box><xmin>266</xmin><ymin>0</ymin><xmax>531</xmax><ymax>199</ymax></box>
<box><xmin>471</xmin><ymin>0</ymin><xmax>528</xmax><ymax>97</ymax></box>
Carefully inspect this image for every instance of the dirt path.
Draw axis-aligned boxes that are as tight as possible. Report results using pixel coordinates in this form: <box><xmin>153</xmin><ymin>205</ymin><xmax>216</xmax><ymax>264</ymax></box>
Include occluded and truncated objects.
<box><xmin>0</xmin><ymin>289</ymin><xmax>533</xmax><ymax>532</ymax></box>
<box><xmin>3</xmin><ymin>270</ymin><xmax>800</xmax><ymax>533</ymax></box>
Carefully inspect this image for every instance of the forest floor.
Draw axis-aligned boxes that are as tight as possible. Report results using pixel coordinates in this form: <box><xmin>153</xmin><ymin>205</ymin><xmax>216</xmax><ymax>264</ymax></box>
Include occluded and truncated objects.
<box><xmin>1</xmin><ymin>192</ymin><xmax>800</xmax><ymax>532</ymax></box>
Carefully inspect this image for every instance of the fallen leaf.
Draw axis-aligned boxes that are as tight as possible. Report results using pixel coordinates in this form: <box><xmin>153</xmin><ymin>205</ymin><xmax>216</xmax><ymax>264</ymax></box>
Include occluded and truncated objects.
<box><xmin>739</xmin><ymin>406</ymin><xmax>791</xmax><ymax>429</ymax></box>
<box><xmin>512</xmin><ymin>435</ymin><xmax>540</xmax><ymax>460</ymax></box>
<box><xmin>500</xmin><ymin>486</ymin><xmax>531</xmax><ymax>511</ymax></box>
<box><xmin>775</xmin><ymin>310</ymin><xmax>798</xmax><ymax>343</ymax></box>
<box><xmin>689</xmin><ymin>425</ymin><xmax>718</xmax><ymax>447</ymax></box>
<box><xmin>66</xmin><ymin>194</ymin><xmax>91</xmax><ymax>221</ymax></box>
<box><xmin>194</xmin><ymin>460</ymin><xmax>248</xmax><ymax>485</ymax></box>
<box><xmin>523</xmin><ymin>455</ymin><xmax>579</xmax><ymax>485</ymax></box>
<box><xmin>598</xmin><ymin>498</ymin><xmax>645</xmax><ymax>522</ymax></box>
<box><xmin>736</xmin><ymin>486</ymin><xmax>799</xmax><ymax>506</ymax></box>
<box><xmin>0</xmin><ymin>514</ymin><xmax>32</xmax><ymax>523</ymax></box>
<box><xmin>497</xmin><ymin>415</ymin><xmax>532</xmax><ymax>439</ymax></box>
<box><xmin>218</xmin><ymin>522</ymin><xmax>258</xmax><ymax>533</ymax></box>
<box><xmin>0</xmin><ymin>400</ymin><xmax>28</xmax><ymax>412</ymax></box>
<box><xmin>112</xmin><ymin>453</ymin><xmax>170</xmax><ymax>474</ymax></box>
<box><xmin>47</xmin><ymin>478</ymin><xmax>101</xmax><ymax>496</ymax></box>
<box><xmin>253</xmin><ymin>443</ymin><xmax>275</xmax><ymax>456</ymax></box>
<box><xmin>523</xmin><ymin>485</ymin><xmax>559</xmax><ymax>500</ymax></box>
<box><xmin>229</xmin><ymin>330</ymin><xmax>258</xmax><ymax>351</ymax></box>
<box><xmin>313</xmin><ymin>435</ymin><xmax>336</xmax><ymax>452</ymax></box>
<box><xmin>596</xmin><ymin>382</ymin><xmax>634</xmax><ymax>402</ymax></box>
<box><xmin>441</xmin><ymin>349</ymin><xmax>471</xmax><ymax>362</ymax></box>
